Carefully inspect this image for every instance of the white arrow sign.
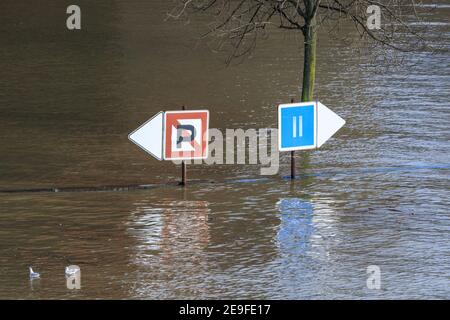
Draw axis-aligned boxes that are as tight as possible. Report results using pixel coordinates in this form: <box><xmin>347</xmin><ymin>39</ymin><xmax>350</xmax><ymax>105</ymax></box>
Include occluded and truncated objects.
<box><xmin>278</xmin><ymin>101</ymin><xmax>345</xmax><ymax>151</ymax></box>
<box><xmin>316</xmin><ymin>101</ymin><xmax>346</xmax><ymax>148</ymax></box>
<box><xmin>128</xmin><ymin>112</ymin><xmax>164</xmax><ymax>160</ymax></box>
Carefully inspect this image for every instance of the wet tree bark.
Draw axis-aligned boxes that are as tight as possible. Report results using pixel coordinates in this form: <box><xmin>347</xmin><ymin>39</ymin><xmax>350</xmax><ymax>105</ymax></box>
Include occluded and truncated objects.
<box><xmin>301</xmin><ymin>16</ymin><xmax>317</xmax><ymax>102</ymax></box>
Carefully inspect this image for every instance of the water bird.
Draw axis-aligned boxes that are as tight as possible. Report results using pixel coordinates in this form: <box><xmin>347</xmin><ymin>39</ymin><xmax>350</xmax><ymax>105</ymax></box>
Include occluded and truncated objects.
<box><xmin>65</xmin><ymin>265</ymin><xmax>80</xmax><ymax>276</ymax></box>
<box><xmin>29</xmin><ymin>267</ymin><xmax>40</xmax><ymax>279</ymax></box>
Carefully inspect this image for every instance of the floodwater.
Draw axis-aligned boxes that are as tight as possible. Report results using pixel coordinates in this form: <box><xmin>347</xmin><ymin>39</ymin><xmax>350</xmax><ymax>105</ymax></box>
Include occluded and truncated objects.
<box><xmin>0</xmin><ymin>1</ymin><xmax>449</xmax><ymax>299</ymax></box>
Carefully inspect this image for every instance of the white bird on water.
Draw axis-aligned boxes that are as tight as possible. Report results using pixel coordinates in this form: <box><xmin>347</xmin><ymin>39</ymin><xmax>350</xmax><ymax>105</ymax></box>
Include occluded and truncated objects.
<box><xmin>29</xmin><ymin>267</ymin><xmax>40</xmax><ymax>279</ymax></box>
<box><xmin>65</xmin><ymin>265</ymin><xmax>80</xmax><ymax>276</ymax></box>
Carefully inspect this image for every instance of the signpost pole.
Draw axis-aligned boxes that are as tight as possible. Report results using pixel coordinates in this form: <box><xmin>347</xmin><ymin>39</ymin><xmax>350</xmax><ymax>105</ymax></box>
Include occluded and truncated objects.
<box><xmin>181</xmin><ymin>161</ymin><xmax>187</xmax><ymax>186</ymax></box>
<box><xmin>290</xmin><ymin>98</ymin><xmax>296</xmax><ymax>180</ymax></box>
<box><xmin>290</xmin><ymin>151</ymin><xmax>295</xmax><ymax>180</ymax></box>
<box><xmin>181</xmin><ymin>105</ymin><xmax>187</xmax><ymax>186</ymax></box>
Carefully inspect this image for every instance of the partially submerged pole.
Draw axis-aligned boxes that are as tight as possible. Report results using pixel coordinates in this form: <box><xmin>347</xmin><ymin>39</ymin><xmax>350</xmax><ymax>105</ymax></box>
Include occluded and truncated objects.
<box><xmin>181</xmin><ymin>160</ymin><xmax>187</xmax><ymax>186</ymax></box>
<box><xmin>290</xmin><ymin>98</ymin><xmax>296</xmax><ymax>180</ymax></box>
<box><xmin>180</xmin><ymin>105</ymin><xmax>187</xmax><ymax>186</ymax></box>
<box><xmin>290</xmin><ymin>151</ymin><xmax>295</xmax><ymax>180</ymax></box>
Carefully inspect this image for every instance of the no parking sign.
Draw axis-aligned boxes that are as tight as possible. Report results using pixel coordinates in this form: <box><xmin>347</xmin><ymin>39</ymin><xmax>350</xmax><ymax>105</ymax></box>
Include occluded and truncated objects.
<box><xmin>128</xmin><ymin>109</ymin><xmax>209</xmax><ymax>161</ymax></box>
<box><xmin>164</xmin><ymin>110</ymin><xmax>209</xmax><ymax>160</ymax></box>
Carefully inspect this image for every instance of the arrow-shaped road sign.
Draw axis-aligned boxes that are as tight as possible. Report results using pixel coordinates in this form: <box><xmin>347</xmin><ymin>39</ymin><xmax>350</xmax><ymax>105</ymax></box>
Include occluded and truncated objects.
<box><xmin>278</xmin><ymin>101</ymin><xmax>345</xmax><ymax>151</ymax></box>
<box><xmin>129</xmin><ymin>102</ymin><xmax>342</xmax><ymax>161</ymax></box>
<box><xmin>128</xmin><ymin>111</ymin><xmax>164</xmax><ymax>160</ymax></box>
<box><xmin>129</xmin><ymin>110</ymin><xmax>209</xmax><ymax>161</ymax></box>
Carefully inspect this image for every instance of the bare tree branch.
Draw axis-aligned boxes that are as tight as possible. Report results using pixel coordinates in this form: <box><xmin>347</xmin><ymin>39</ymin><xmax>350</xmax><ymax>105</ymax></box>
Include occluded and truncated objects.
<box><xmin>168</xmin><ymin>0</ymin><xmax>433</xmax><ymax>64</ymax></box>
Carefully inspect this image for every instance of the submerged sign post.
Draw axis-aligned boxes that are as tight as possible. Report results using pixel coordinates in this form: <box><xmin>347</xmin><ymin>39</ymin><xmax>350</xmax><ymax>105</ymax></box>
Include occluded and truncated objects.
<box><xmin>128</xmin><ymin>101</ymin><xmax>343</xmax><ymax>182</ymax></box>
<box><xmin>278</xmin><ymin>101</ymin><xmax>345</xmax><ymax>178</ymax></box>
<box><xmin>128</xmin><ymin>109</ymin><xmax>209</xmax><ymax>184</ymax></box>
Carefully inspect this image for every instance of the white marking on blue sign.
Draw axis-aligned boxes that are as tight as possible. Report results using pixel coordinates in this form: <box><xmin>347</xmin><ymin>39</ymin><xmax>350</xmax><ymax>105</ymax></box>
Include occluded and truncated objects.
<box><xmin>278</xmin><ymin>102</ymin><xmax>316</xmax><ymax>151</ymax></box>
<box><xmin>292</xmin><ymin>116</ymin><xmax>303</xmax><ymax>138</ymax></box>
<box><xmin>278</xmin><ymin>101</ymin><xmax>345</xmax><ymax>151</ymax></box>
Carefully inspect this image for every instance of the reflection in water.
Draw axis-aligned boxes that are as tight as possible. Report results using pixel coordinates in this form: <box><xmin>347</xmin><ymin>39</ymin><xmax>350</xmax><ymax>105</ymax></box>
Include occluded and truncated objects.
<box><xmin>128</xmin><ymin>200</ymin><xmax>210</xmax><ymax>298</ymax></box>
<box><xmin>160</xmin><ymin>201</ymin><xmax>210</xmax><ymax>263</ymax></box>
<box><xmin>29</xmin><ymin>278</ymin><xmax>41</xmax><ymax>292</ymax></box>
<box><xmin>276</xmin><ymin>198</ymin><xmax>314</xmax><ymax>255</ymax></box>
<box><xmin>274</xmin><ymin>197</ymin><xmax>318</xmax><ymax>297</ymax></box>
<box><xmin>274</xmin><ymin>197</ymin><xmax>345</xmax><ymax>298</ymax></box>
<box><xmin>276</xmin><ymin>197</ymin><xmax>341</xmax><ymax>260</ymax></box>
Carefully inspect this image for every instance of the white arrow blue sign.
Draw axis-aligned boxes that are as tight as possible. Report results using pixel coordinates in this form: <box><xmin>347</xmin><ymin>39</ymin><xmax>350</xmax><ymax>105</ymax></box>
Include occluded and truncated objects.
<box><xmin>278</xmin><ymin>101</ymin><xmax>345</xmax><ymax>151</ymax></box>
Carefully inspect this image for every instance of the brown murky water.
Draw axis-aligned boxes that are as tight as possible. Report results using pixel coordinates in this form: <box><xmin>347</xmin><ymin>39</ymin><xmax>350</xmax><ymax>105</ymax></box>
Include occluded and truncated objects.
<box><xmin>0</xmin><ymin>1</ymin><xmax>449</xmax><ymax>299</ymax></box>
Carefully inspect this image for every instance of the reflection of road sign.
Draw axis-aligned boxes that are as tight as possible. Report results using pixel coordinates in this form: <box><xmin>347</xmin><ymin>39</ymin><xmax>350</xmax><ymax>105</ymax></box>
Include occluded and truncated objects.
<box><xmin>128</xmin><ymin>112</ymin><xmax>164</xmax><ymax>160</ymax></box>
<box><xmin>128</xmin><ymin>110</ymin><xmax>209</xmax><ymax>161</ymax></box>
<box><xmin>164</xmin><ymin>110</ymin><xmax>209</xmax><ymax>160</ymax></box>
<box><xmin>278</xmin><ymin>101</ymin><xmax>345</xmax><ymax>151</ymax></box>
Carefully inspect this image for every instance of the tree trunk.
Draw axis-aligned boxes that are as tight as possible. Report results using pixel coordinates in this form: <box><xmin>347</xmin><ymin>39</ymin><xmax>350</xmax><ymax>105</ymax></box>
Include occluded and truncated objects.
<box><xmin>301</xmin><ymin>18</ymin><xmax>317</xmax><ymax>102</ymax></box>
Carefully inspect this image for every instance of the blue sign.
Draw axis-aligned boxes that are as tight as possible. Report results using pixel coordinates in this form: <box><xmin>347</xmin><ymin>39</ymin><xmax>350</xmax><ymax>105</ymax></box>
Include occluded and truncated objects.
<box><xmin>278</xmin><ymin>103</ymin><xmax>316</xmax><ymax>151</ymax></box>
